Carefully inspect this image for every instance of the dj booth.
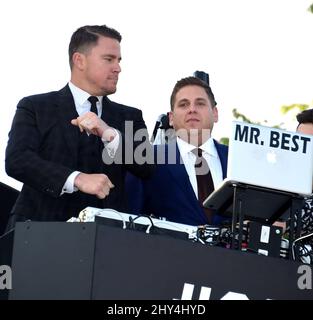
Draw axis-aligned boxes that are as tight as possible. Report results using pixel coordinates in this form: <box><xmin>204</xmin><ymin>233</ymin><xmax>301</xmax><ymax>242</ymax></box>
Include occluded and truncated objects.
<box><xmin>5</xmin><ymin>217</ymin><xmax>313</xmax><ymax>300</ymax></box>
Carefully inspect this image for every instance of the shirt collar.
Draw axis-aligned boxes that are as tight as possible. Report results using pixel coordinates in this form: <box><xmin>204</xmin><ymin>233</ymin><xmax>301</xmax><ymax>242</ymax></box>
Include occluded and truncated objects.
<box><xmin>200</xmin><ymin>137</ymin><xmax>218</xmax><ymax>157</ymax></box>
<box><xmin>176</xmin><ymin>137</ymin><xmax>195</xmax><ymax>158</ymax></box>
<box><xmin>68</xmin><ymin>81</ymin><xmax>103</xmax><ymax>108</ymax></box>
<box><xmin>177</xmin><ymin>136</ymin><xmax>218</xmax><ymax>158</ymax></box>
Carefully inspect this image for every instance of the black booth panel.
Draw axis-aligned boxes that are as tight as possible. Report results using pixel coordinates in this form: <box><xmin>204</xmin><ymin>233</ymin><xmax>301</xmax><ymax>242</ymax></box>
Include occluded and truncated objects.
<box><xmin>92</xmin><ymin>225</ymin><xmax>311</xmax><ymax>300</ymax></box>
<box><xmin>7</xmin><ymin>222</ymin><xmax>313</xmax><ymax>300</ymax></box>
<box><xmin>9</xmin><ymin>222</ymin><xmax>96</xmax><ymax>300</ymax></box>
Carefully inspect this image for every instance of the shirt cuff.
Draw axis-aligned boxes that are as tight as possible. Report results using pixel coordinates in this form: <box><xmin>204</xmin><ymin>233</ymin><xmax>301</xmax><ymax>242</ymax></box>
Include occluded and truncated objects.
<box><xmin>102</xmin><ymin>129</ymin><xmax>120</xmax><ymax>158</ymax></box>
<box><xmin>61</xmin><ymin>171</ymin><xmax>80</xmax><ymax>195</ymax></box>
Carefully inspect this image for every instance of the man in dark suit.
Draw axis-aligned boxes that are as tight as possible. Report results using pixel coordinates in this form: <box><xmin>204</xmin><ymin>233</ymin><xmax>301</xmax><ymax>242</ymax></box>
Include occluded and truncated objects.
<box><xmin>5</xmin><ymin>25</ymin><xmax>153</xmax><ymax>226</ymax></box>
<box><xmin>126</xmin><ymin>76</ymin><xmax>228</xmax><ymax>226</ymax></box>
<box><xmin>295</xmin><ymin>109</ymin><xmax>313</xmax><ymax>237</ymax></box>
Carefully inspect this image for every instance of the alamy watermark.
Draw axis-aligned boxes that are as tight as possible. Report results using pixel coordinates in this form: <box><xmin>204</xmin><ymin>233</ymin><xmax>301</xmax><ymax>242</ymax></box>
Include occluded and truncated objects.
<box><xmin>0</xmin><ymin>265</ymin><xmax>12</xmax><ymax>290</ymax></box>
<box><xmin>297</xmin><ymin>264</ymin><xmax>312</xmax><ymax>290</ymax></box>
<box><xmin>101</xmin><ymin>121</ymin><xmax>212</xmax><ymax>175</ymax></box>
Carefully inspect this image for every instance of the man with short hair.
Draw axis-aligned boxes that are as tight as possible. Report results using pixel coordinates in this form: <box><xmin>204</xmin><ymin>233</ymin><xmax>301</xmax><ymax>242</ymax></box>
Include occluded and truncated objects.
<box><xmin>5</xmin><ymin>24</ymin><xmax>153</xmax><ymax>226</ymax></box>
<box><xmin>297</xmin><ymin>109</ymin><xmax>313</xmax><ymax>135</ymax></box>
<box><xmin>295</xmin><ymin>109</ymin><xmax>313</xmax><ymax>237</ymax></box>
<box><xmin>126</xmin><ymin>76</ymin><xmax>228</xmax><ymax>226</ymax></box>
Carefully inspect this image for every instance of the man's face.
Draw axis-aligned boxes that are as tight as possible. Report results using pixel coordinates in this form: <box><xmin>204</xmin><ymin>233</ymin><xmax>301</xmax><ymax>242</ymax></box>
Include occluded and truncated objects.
<box><xmin>169</xmin><ymin>85</ymin><xmax>218</xmax><ymax>142</ymax></box>
<box><xmin>297</xmin><ymin>122</ymin><xmax>313</xmax><ymax>193</ymax></box>
<box><xmin>78</xmin><ymin>36</ymin><xmax>121</xmax><ymax>96</ymax></box>
<box><xmin>297</xmin><ymin>123</ymin><xmax>313</xmax><ymax>135</ymax></box>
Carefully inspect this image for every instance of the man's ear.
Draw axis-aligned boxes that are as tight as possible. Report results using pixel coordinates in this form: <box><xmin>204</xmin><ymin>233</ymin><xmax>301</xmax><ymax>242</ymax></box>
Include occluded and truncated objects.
<box><xmin>168</xmin><ymin>111</ymin><xmax>174</xmax><ymax>126</ymax></box>
<box><xmin>72</xmin><ymin>52</ymin><xmax>85</xmax><ymax>71</ymax></box>
<box><xmin>213</xmin><ymin>106</ymin><xmax>218</xmax><ymax>123</ymax></box>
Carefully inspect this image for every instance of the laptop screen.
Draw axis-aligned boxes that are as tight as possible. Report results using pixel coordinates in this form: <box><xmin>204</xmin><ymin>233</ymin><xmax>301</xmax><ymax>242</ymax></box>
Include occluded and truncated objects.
<box><xmin>227</xmin><ymin>121</ymin><xmax>313</xmax><ymax>196</ymax></box>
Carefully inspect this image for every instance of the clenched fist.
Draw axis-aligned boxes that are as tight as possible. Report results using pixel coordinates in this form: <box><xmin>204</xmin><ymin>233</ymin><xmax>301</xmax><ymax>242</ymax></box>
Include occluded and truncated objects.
<box><xmin>74</xmin><ymin>173</ymin><xmax>114</xmax><ymax>199</ymax></box>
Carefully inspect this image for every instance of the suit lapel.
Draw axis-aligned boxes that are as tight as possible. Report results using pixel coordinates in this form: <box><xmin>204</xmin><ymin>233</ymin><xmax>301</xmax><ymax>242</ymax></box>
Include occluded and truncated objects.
<box><xmin>101</xmin><ymin>97</ymin><xmax>121</xmax><ymax>130</ymax></box>
<box><xmin>162</xmin><ymin>141</ymin><xmax>209</xmax><ymax>222</ymax></box>
<box><xmin>56</xmin><ymin>85</ymin><xmax>80</xmax><ymax>160</ymax></box>
<box><xmin>163</xmin><ymin>142</ymin><xmax>199</xmax><ymax>203</ymax></box>
<box><xmin>214</xmin><ymin>140</ymin><xmax>228</xmax><ymax>179</ymax></box>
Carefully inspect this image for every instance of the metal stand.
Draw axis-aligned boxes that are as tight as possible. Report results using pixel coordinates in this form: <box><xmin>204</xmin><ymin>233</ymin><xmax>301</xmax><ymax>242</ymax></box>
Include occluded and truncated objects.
<box><xmin>229</xmin><ymin>182</ymin><xmax>304</xmax><ymax>258</ymax></box>
<box><xmin>204</xmin><ymin>180</ymin><xmax>307</xmax><ymax>259</ymax></box>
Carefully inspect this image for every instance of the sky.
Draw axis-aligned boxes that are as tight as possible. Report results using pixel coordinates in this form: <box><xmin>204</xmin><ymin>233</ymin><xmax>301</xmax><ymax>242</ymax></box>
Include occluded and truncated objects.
<box><xmin>1</xmin><ymin>0</ymin><xmax>313</xmax><ymax>190</ymax></box>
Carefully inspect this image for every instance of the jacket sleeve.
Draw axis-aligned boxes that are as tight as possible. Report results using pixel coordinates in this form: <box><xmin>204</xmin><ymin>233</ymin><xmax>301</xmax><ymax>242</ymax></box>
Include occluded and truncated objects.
<box><xmin>5</xmin><ymin>97</ymin><xmax>73</xmax><ymax>198</ymax></box>
<box><xmin>114</xmin><ymin>107</ymin><xmax>155</xmax><ymax>179</ymax></box>
<box><xmin>124</xmin><ymin>172</ymin><xmax>145</xmax><ymax>215</ymax></box>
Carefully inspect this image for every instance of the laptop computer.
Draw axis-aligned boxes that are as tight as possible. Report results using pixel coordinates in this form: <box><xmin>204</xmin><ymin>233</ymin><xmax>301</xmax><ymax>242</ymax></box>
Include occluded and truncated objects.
<box><xmin>228</xmin><ymin>121</ymin><xmax>313</xmax><ymax>195</ymax></box>
<box><xmin>203</xmin><ymin>121</ymin><xmax>313</xmax><ymax>222</ymax></box>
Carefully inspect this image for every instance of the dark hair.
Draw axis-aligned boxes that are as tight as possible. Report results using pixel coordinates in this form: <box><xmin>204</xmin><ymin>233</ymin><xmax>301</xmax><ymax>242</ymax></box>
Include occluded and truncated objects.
<box><xmin>296</xmin><ymin>109</ymin><xmax>313</xmax><ymax>126</ymax></box>
<box><xmin>170</xmin><ymin>76</ymin><xmax>217</xmax><ymax>111</ymax></box>
<box><xmin>68</xmin><ymin>25</ymin><xmax>122</xmax><ymax>69</ymax></box>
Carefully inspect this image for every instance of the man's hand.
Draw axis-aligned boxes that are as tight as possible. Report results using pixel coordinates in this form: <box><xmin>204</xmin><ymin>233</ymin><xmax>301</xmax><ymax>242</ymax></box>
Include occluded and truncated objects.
<box><xmin>74</xmin><ymin>173</ymin><xmax>114</xmax><ymax>199</ymax></box>
<box><xmin>71</xmin><ymin>111</ymin><xmax>116</xmax><ymax>141</ymax></box>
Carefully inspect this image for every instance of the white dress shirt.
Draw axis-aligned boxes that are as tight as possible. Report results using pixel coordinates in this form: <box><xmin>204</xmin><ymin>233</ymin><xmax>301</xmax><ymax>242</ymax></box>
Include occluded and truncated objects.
<box><xmin>176</xmin><ymin>137</ymin><xmax>223</xmax><ymax>199</ymax></box>
<box><xmin>62</xmin><ymin>82</ymin><xmax>119</xmax><ymax>194</ymax></box>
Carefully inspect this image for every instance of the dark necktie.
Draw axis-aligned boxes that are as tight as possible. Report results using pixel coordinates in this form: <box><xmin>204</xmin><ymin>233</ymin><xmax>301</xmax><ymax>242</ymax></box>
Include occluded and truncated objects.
<box><xmin>88</xmin><ymin>96</ymin><xmax>98</xmax><ymax>116</ymax></box>
<box><xmin>192</xmin><ymin>148</ymin><xmax>215</xmax><ymax>224</ymax></box>
<box><xmin>87</xmin><ymin>96</ymin><xmax>99</xmax><ymax>143</ymax></box>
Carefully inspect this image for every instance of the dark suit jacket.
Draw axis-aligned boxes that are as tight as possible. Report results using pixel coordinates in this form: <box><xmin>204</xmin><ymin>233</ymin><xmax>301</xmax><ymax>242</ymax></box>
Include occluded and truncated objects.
<box><xmin>5</xmin><ymin>85</ymin><xmax>153</xmax><ymax>221</ymax></box>
<box><xmin>126</xmin><ymin>140</ymin><xmax>228</xmax><ymax>226</ymax></box>
<box><xmin>0</xmin><ymin>182</ymin><xmax>19</xmax><ymax>235</ymax></box>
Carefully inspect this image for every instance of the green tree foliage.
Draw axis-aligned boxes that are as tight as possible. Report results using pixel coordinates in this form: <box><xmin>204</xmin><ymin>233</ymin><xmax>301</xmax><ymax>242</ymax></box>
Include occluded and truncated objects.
<box><xmin>232</xmin><ymin>108</ymin><xmax>256</xmax><ymax>124</ymax></box>
<box><xmin>280</xmin><ymin>104</ymin><xmax>309</xmax><ymax>115</ymax></box>
<box><xmin>231</xmin><ymin>108</ymin><xmax>283</xmax><ymax>128</ymax></box>
<box><xmin>233</xmin><ymin>108</ymin><xmax>287</xmax><ymax>128</ymax></box>
<box><xmin>309</xmin><ymin>3</ymin><xmax>313</xmax><ymax>14</ymax></box>
<box><xmin>219</xmin><ymin>104</ymin><xmax>311</xmax><ymax>145</ymax></box>
<box><xmin>219</xmin><ymin>137</ymin><xmax>229</xmax><ymax>145</ymax></box>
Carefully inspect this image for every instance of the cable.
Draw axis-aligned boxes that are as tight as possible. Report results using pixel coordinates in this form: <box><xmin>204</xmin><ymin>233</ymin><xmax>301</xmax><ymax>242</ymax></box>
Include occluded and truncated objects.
<box><xmin>128</xmin><ymin>214</ymin><xmax>155</xmax><ymax>233</ymax></box>
<box><xmin>0</xmin><ymin>228</ymin><xmax>15</xmax><ymax>240</ymax></box>
<box><xmin>97</xmin><ymin>209</ymin><xmax>127</xmax><ymax>229</ymax></box>
<box><xmin>291</xmin><ymin>233</ymin><xmax>313</xmax><ymax>260</ymax></box>
<box><xmin>153</xmin><ymin>220</ymin><xmax>198</xmax><ymax>240</ymax></box>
